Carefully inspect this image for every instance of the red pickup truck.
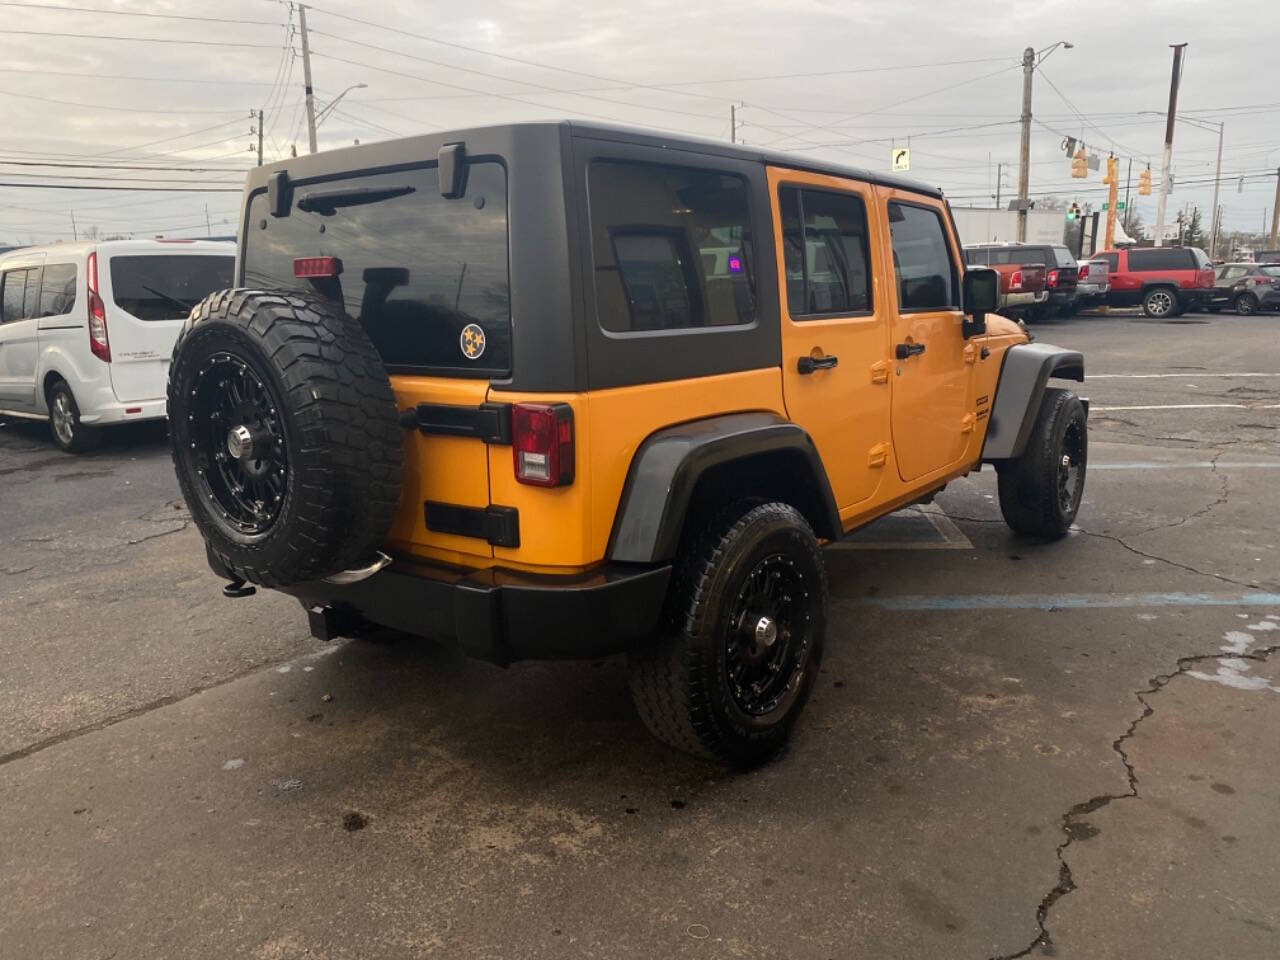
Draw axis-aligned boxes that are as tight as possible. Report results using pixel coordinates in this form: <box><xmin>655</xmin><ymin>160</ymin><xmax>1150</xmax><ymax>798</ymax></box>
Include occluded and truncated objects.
<box><xmin>963</xmin><ymin>247</ymin><xmax>1048</xmax><ymax>318</ymax></box>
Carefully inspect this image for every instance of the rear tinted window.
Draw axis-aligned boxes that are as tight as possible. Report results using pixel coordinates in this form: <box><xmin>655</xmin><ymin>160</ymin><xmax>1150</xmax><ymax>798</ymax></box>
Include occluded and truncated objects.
<box><xmin>588</xmin><ymin>160</ymin><xmax>755</xmax><ymax>333</ymax></box>
<box><xmin>1051</xmin><ymin>246</ymin><xmax>1076</xmax><ymax>267</ymax></box>
<box><xmin>243</xmin><ymin>162</ymin><xmax>510</xmax><ymax>375</ymax></box>
<box><xmin>1097</xmin><ymin>252</ymin><xmax>1119</xmax><ymax>271</ymax></box>
<box><xmin>1260</xmin><ymin>266</ymin><xmax>1280</xmax><ymax>277</ymax></box>
<box><xmin>39</xmin><ymin>263</ymin><xmax>77</xmax><ymax>317</ymax></box>
<box><xmin>110</xmin><ymin>255</ymin><xmax>232</xmax><ymax>322</ymax></box>
<box><xmin>1127</xmin><ymin>248</ymin><xmax>1192</xmax><ymax>271</ymax></box>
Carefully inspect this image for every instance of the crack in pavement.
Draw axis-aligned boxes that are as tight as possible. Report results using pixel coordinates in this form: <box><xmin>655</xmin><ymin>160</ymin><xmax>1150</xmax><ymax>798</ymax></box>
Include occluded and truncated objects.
<box><xmin>991</xmin><ymin>642</ymin><xmax>1280</xmax><ymax>960</ymax></box>
<box><xmin>1130</xmin><ymin>447</ymin><xmax>1231</xmax><ymax>537</ymax></box>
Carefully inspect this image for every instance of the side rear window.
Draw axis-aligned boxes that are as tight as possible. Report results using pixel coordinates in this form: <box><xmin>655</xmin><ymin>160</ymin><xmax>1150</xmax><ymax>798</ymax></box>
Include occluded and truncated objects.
<box><xmin>588</xmin><ymin>160</ymin><xmax>755</xmax><ymax>333</ymax></box>
<box><xmin>1</xmin><ymin>268</ymin><xmax>36</xmax><ymax>323</ymax></box>
<box><xmin>39</xmin><ymin>263</ymin><xmax>77</xmax><ymax>317</ymax></box>
<box><xmin>779</xmin><ymin>186</ymin><xmax>872</xmax><ymax>317</ymax></box>
<box><xmin>1051</xmin><ymin>246</ymin><xmax>1077</xmax><ymax>267</ymax></box>
<box><xmin>110</xmin><ymin>255</ymin><xmax>233</xmax><ymax>322</ymax></box>
<box><xmin>1127</xmin><ymin>248</ymin><xmax>1190</xmax><ymax>271</ymax></box>
<box><xmin>1097</xmin><ymin>252</ymin><xmax>1119</xmax><ymax>271</ymax></box>
<box><xmin>888</xmin><ymin>201</ymin><xmax>957</xmax><ymax>310</ymax></box>
<box><xmin>244</xmin><ymin>162</ymin><xmax>511</xmax><ymax>375</ymax></box>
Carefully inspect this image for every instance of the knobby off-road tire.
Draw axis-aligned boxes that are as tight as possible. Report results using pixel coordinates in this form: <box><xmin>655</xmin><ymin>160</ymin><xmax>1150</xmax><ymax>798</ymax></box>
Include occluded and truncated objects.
<box><xmin>997</xmin><ymin>387</ymin><xmax>1087</xmax><ymax>539</ymax></box>
<box><xmin>629</xmin><ymin>501</ymin><xmax>828</xmax><ymax>768</ymax></box>
<box><xmin>168</xmin><ymin>289</ymin><xmax>403</xmax><ymax>587</ymax></box>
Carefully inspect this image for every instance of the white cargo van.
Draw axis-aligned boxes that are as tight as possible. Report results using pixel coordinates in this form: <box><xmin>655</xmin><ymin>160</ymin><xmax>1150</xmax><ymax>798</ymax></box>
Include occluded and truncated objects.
<box><xmin>0</xmin><ymin>239</ymin><xmax>234</xmax><ymax>452</ymax></box>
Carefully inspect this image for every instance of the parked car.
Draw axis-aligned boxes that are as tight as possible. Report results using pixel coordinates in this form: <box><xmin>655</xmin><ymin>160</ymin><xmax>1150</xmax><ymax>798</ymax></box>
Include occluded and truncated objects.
<box><xmin>964</xmin><ymin>243</ymin><xmax>1078</xmax><ymax>319</ymax></box>
<box><xmin>963</xmin><ymin>246</ymin><xmax>1048</xmax><ymax>318</ymax></box>
<box><xmin>1091</xmin><ymin>246</ymin><xmax>1215</xmax><ymax>318</ymax></box>
<box><xmin>1208</xmin><ymin>262</ymin><xmax>1280</xmax><ymax>314</ymax></box>
<box><xmin>0</xmin><ymin>239</ymin><xmax>234</xmax><ymax>452</ymax></box>
<box><xmin>165</xmin><ymin>121</ymin><xmax>1087</xmax><ymax>765</ymax></box>
<box><xmin>1074</xmin><ymin>257</ymin><xmax>1111</xmax><ymax>310</ymax></box>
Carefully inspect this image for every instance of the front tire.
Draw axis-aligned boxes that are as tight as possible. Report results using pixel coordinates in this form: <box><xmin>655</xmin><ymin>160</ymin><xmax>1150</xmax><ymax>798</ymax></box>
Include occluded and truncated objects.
<box><xmin>1142</xmin><ymin>287</ymin><xmax>1177</xmax><ymax>318</ymax></box>
<box><xmin>629</xmin><ymin>501</ymin><xmax>827</xmax><ymax>767</ymax></box>
<box><xmin>997</xmin><ymin>387</ymin><xmax>1087</xmax><ymax>539</ymax></box>
<box><xmin>47</xmin><ymin>379</ymin><xmax>101</xmax><ymax>454</ymax></box>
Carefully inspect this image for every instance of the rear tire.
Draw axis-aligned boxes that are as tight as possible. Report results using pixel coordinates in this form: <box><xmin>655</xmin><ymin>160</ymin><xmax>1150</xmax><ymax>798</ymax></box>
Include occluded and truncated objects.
<box><xmin>997</xmin><ymin>387</ymin><xmax>1087</xmax><ymax>539</ymax></box>
<box><xmin>168</xmin><ymin>289</ymin><xmax>403</xmax><ymax>587</ymax></box>
<box><xmin>1141</xmin><ymin>286</ymin><xmax>1177</xmax><ymax>318</ymax></box>
<box><xmin>1234</xmin><ymin>293</ymin><xmax>1258</xmax><ymax>316</ymax></box>
<box><xmin>47</xmin><ymin>379</ymin><xmax>101</xmax><ymax>454</ymax></box>
<box><xmin>628</xmin><ymin>501</ymin><xmax>827</xmax><ymax>767</ymax></box>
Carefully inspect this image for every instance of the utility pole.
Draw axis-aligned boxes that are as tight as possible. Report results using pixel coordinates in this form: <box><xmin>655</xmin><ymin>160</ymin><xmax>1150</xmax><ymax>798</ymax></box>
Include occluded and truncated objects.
<box><xmin>730</xmin><ymin>103</ymin><xmax>736</xmax><ymax>144</ymax></box>
<box><xmin>1270</xmin><ymin>168</ymin><xmax>1280</xmax><ymax>250</ymax></box>
<box><xmin>69</xmin><ymin>210</ymin><xmax>77</xmax><ymax>242</ymax></box>
<box><xmin>1016</xmin><ymin>46</ymin><xmax>1034</xmax><ymax>242</ymax></box>
<box><xmin>205</xmin><ymin>205</ymin><xmax>212</xmax><ymax>237</ymax></box>
<box><xmin>1154</xmin><ymin>43</ymin><xmax>1187</xmax><ymax>247</ymax></box>
<box><xmin>996</xmin><ymin>161</ymin><xmax>1003</xmax><ymax>209</ymax></box>
<box><xmin>1104</xmin><ymin>155</ymin><xmax>1119</xmax><ymax>251</ymax></box>
<box><xmin>257</xmin><ymin>109</ymin><xmax>264</xmax><ymax>166</ymax></box>
<box><xmin>298</xmin><ymin>4</ymin><xmax>318</xmax><ymax>154</ymax></box>
<box><xmin>1208</xmin><ymin>121</ymin><xmax>1224</xmax><ymax>257</ymax></box>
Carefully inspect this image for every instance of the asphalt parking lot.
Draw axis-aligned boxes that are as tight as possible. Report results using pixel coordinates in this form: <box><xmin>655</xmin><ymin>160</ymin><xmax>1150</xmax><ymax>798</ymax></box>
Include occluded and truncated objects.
<box><xmin>2</xmin><ymin>310</ymin><xmax>1277</xmax><ymax>960</ymax></box>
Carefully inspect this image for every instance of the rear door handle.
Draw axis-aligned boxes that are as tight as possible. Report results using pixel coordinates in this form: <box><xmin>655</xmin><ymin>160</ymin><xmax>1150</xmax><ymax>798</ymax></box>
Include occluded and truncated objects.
<box><xmin>797</xmin><ymin>354</ymin><xmax>839</xmax><ymax>374</ymax></box>
<box><xmin>895</xmin><ymin>342</ymin><xmax>926</xmax><ymax>360</ymax></box>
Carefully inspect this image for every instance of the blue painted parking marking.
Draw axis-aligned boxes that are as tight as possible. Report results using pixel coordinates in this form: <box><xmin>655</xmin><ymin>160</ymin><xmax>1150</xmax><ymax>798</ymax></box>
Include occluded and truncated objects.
<box><xmin>853</xmin><ymin>592</ymin><xmax>1280</xmax><ymax>611</ymax></box>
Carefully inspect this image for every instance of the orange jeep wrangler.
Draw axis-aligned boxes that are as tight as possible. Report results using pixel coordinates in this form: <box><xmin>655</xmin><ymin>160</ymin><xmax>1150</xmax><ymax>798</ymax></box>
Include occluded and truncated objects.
<box><xmin>168</xmin><ymin>122</ymin><xmax>1086</xmax><ymax>765</ymax></box>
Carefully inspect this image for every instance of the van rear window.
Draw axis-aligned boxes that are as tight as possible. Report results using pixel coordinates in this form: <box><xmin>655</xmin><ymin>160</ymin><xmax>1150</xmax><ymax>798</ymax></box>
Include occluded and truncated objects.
<box><xmin>242</xmin><ymin>162</ymin><xmax>510</xmax><ymax>376</ymax></box>
<box><xmin>109</xmin><ymin>255</ymin><xmax>233</xmax><ymax>322</ymax></box>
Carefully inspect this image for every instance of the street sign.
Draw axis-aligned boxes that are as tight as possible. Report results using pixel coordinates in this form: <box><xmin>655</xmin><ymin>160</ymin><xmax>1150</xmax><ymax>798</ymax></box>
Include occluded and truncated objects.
<box><xmin>1101</xmin><ymin>202</ymin><xmax>1126</xmax><ymax>211</ymax></box>
<box><xmin>891</xmin><ymin>148</ymin><xmax>910</xmax><ymax>172</ymax></box>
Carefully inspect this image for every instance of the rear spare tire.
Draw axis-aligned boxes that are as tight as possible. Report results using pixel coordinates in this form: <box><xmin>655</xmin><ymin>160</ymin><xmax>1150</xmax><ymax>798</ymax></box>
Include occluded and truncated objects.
<box><xmin>168</xmin><ymin>290</ymin><xmax>403</xmax><ymax>587</ymax></box>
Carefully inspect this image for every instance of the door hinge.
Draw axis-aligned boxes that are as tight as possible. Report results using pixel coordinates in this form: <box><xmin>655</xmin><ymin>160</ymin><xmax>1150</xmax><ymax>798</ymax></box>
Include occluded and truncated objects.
<box><xmin>963</xmin><ymin>343</ymin><xmax>978</xmax><ymax>365</ymax></box>
<box><xmin>868</xmin><ymin>442</ymin><xmax>890</xmax><ymax>467</ymax></box>
<box><xmin>960</xmin><ymin>413</ymin><xmax>976</xmax><ymax>434</ymax></box>
<box><xmin>870</xmin><ymin>360</ymin><xmax>890</xmax><ymax>384</ymax></box>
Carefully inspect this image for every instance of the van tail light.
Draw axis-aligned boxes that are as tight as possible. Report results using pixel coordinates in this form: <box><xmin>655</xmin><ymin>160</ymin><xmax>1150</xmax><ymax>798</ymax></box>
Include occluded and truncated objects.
<box><xmin>86</xmin><ymin>250</ymin><xmax>110</xmax><ymax>362</ymax></box>
<box><xmin>1046</xmin><ymin>268</ymin><xmax>1060</xmax><ymax>287</ymax></box>
<box><xmin>512</xmin><ymin>403</ymin><xmax>574</xmax><ymax>487</ymax></box>
<box><xmin>1009</xmin><ymin>269</ymin><xmax>1023</xmax><ymax>291</ymax></box>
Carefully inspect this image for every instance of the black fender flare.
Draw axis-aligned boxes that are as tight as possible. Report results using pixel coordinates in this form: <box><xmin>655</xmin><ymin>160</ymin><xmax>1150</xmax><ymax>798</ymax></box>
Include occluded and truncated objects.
<box><xmin>982</xmin><ymin>342</ymin><xmax>1085</xmax><ymax>462</ymax></box>
<box><xmin>607</xmin><ymin>412</ymin><xmax>841</xmax><ymax>564</ymax></box>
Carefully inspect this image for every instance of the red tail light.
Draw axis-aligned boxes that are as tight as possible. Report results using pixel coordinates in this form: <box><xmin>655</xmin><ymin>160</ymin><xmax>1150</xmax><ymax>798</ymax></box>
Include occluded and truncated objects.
<box><xmin>1077</xmin><ymin>264</ymin><xmax>1090</xmax><ymax>280</ymax></box>
<box><xmin>1046</xmin><ymin>268</ymin><xmax>1060</xmax><ymax>287</ymax></box>
<box><xmin>293</xmin><ymin>256</ymin><xmax>343</xmax><ymax>278</ymax></box>
<box><xmin>86</xmin><ymin>250</ymin><xmax>110</xmax><ymax>362</ymax></box>
<box><xmin>1252</xmin><ymin>276</ymin><xmax>1273</xmax><ymax>286</ymax></box>
<box><xmin>512</xmin><ymin>403</ymin><xmax>574</xmax><ymax>487</ymax></box>
<box><xmin>1009</xmin><ymin>269</ymin><xmax>1023</xmax><ymax>291</ymax></box>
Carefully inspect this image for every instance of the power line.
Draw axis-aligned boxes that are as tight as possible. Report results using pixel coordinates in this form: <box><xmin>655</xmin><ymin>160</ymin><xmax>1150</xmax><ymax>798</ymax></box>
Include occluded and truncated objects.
<box><xmin>0</xmin><ymin>66</ymin><xmax>280</xmax><ymax>86</ymax></box>
<box><xmin>0</xmin><ymin>158</ymin><xmax>249</xmax><ymax>173</ymax></box>
<box><xmin>0</xmin><ymin>87</ymin><xmax>247</xmax><ymax>115</ymax></box>
<box><xmin>0</xmin><ymin>182</ymin><xmax>241</xmax><ymax>192</ymax></box>
<box><xmin>0</xmin><ymin>1</ymin><xmax>284</xmax><ymax>25</ymax></box>
<box><xmin>0</xmin><ymin>28</ymin><xmax>286</xmax><ymax>47</ymax></box>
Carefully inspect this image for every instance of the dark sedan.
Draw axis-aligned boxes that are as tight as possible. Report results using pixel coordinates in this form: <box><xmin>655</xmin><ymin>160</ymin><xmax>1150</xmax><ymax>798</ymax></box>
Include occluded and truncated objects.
<box><xmin>1209</xmin><ymin>263</ymin><xmax>1280</xmax><ymax>315</ymax></box>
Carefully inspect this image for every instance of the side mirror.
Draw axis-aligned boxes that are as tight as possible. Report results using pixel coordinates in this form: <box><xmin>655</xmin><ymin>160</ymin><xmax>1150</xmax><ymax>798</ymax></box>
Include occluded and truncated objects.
<box><xmin>962</xmin><ymin>267</ymin><xmax>998</xmax><ymax>338</ymax></box>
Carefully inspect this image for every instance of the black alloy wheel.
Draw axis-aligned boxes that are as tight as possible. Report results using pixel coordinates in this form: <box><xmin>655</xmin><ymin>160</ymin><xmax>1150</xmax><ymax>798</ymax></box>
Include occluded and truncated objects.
<box><xmin>188</xmin><ymin>352</ymin><xmax>288</xmax><ymax>536</ymax></box>
<box><xmin>1234</xmin><ymin>292</ymin><xmax>1258</xmax><ymax>316</ymax></box>
<box><xmin>725</xmin><ymin>554</ymin><xmax>812</xmax><ymax>716</ymax></box>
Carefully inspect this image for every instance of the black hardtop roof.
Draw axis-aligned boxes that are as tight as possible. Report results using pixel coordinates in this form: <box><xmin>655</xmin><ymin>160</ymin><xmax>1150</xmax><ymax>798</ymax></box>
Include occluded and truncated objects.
<box><xmin>246</xmin><ymin>119</ymin><xmax>943</xmax><ymax>199</ymax></box>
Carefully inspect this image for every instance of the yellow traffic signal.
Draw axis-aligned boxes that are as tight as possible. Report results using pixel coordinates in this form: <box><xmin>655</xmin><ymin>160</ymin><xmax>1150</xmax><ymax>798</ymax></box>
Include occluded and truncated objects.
<box><xmin>1138</xmin><ymin>167</ymin><xmax>1152</xmax><ymax>196</ymax></box>
<box><xmin>1071</xmin><ymin>149</ymin><xmax>1087</xmax><ymax>179</ymax></box>
<box><xmin>1102</xmin><ymin>155</ymin><xmax>1117</xmax><ymax>185</ymax></box>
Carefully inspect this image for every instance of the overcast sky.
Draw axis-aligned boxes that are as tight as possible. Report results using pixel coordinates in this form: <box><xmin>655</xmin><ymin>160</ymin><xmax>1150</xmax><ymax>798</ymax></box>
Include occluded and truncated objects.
<box><xmin>2</xmin><ymin>0</ymin><xmax>1277</xmax><ymax>245</ymax></box>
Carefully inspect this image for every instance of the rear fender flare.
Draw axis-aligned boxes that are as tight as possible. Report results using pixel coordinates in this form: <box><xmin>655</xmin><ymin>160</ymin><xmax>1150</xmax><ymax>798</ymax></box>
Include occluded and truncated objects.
<box><xmin>982</xmin><ymin>342</ymin><xmax>1084</xmax><ymax>462</ymax></box>
<box><xmin>607</xmin><ymin>412</ymin><xmax>841</xmax><ymax>564</ymax></box>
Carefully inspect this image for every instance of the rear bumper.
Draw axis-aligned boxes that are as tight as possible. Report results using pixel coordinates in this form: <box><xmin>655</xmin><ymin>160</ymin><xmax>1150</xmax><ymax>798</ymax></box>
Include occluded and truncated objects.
<box><xmin>80</xmin><ymin>395</ymin><xmax>167</xmax><ymax>426</ymax></box>
<box><xmin>1179</xmin><ymin>289</ymin><xmax>1212</xmax><ymax>308</ymax></box>
<box><xmin>267</xmin><ymin>552</ymin><xmax>673</xmax><ymax>664</ymax></box>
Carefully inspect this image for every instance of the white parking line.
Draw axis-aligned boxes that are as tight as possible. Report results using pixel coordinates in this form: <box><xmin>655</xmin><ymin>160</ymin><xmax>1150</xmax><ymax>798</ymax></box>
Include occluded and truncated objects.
<box><xmin>1089</xmin><ymin>372</ymin><xmax>1280</xmax><ymax>379</ymax></box>
<box><xmin>1090</xmin><ymin>462</ymin><xmax>1280</xmax><ymax>470</ymax></box>
<box><xmin>829</xmin><ymin>503</ymin><xmax>973</xmax><ymax>551</ymax></box>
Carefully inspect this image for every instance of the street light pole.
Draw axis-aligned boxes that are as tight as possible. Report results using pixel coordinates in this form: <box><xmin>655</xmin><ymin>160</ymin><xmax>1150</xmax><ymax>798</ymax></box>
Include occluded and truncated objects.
<box><xmin>314</xmin><ymin>83</ymin><xmax>369</xmax><ymax>129</ymax></box>
<box><xmin>298</xmin><ymin>4</ymin><xmax>318</xmax><ymax>154</ymax></box>
<box><xmin>1016</xmin><ymin>47</ymin><xmax>1034</xmax><ymax>242</ymax></box>
<box><xmin>1154</xmin><ymin>43</ymin><xmax>1188</xmax><ymax>248</ymax></box>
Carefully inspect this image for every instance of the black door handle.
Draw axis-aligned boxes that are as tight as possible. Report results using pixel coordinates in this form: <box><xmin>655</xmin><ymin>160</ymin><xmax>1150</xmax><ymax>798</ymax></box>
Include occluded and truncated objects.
<box><xmin>797</xmin><ymin>354</ymin><xmax>839</xmax><ymax>374</ymax></box>
<box><xmin>895</xmin><ymin>342</ymin><xmax>926</xmax><ymax>360</ymax></box>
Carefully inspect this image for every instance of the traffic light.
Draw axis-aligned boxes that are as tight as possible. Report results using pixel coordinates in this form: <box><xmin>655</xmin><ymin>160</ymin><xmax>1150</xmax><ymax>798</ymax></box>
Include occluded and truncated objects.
<box><xmin>1102</xmin><ymin>155</ymin><xmax>1117</xmax><ymax>185</ymax></box>
<box><xmin>1138</xmin><ymin>167</ymin><xmax>1152</xmax><ymax>196</ymax></box>
<box><xmin>1071</xmin><ymin>149</ymin><xmax>1087</xmax><ymax>179</ymax></box>
<box><xmin>1066</xmin><ymin>202</ymin><xmax>1082</xmax><ymax>221</ymax></box>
